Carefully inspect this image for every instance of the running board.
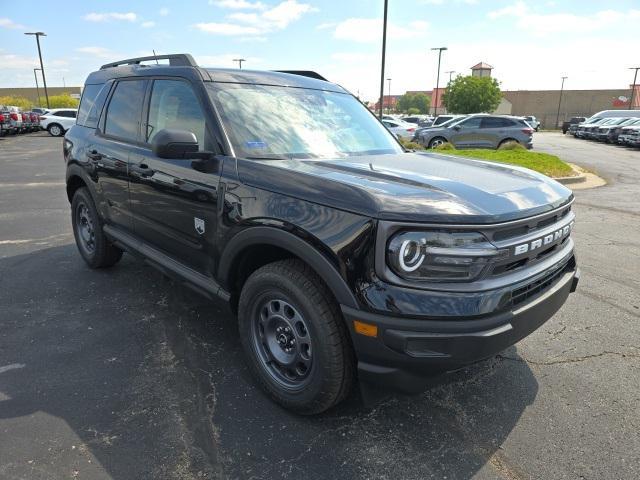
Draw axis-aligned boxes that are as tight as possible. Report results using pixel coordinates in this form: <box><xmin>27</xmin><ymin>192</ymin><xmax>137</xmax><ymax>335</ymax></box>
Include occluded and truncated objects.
<box><xmin>103</xmin><ymin>225</ymin><xmax>230</xmax><ymax>302</ymax></box>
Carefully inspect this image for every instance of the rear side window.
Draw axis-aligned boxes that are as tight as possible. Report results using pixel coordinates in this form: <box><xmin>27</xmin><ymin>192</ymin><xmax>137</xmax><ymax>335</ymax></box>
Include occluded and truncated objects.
<box><xmin>77</xmin><ymin>84</ymin><xmax>102</xmax><ymax>126</ymax></box>
<box><xmin>104</xmin><ymin>80</ymin><xmax>147</xmax><ymax>142</ymax></box>
<box><xmin>84</xmin><ymin>84</ymin><xmax>112</xmax><ymax>128</ymax></box>
<box><xmin>481</xmin><ymin>117</ymin><xmax>513</xmax><ymax>128</ymax></box>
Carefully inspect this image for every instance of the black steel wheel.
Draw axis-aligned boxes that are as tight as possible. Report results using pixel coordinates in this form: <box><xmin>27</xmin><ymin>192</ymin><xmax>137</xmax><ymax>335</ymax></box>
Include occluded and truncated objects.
<box><xmin>71</xmin><ymin>187</ymin><xmax>123</xmax><ymax>268</ymax></box>
<box><xmin>238</xmin><ymin>259</ymin><xmax>354</xmax><ymax>414</ymax></box>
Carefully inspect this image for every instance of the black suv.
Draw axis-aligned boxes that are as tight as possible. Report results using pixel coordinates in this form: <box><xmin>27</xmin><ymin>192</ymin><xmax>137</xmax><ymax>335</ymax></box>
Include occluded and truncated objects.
<box><xmin>64</xmin><ymin>54</ymin><xmax>579</xmax><ymax>414</ymax></box>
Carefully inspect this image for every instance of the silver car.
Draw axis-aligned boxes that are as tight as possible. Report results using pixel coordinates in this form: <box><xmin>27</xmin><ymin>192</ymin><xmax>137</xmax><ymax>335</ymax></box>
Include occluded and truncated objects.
<box><xmin>414</xmin><ymin>114</ymin><xmax>534</xmax><ymax>149</ymax></box>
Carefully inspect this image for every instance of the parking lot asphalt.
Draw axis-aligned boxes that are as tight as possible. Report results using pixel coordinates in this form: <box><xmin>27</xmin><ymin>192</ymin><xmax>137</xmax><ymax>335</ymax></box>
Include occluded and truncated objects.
<box><xmin>0</xmin><ymin>131</ymin><xmax>639</xmax><ymax>480</ymax></box>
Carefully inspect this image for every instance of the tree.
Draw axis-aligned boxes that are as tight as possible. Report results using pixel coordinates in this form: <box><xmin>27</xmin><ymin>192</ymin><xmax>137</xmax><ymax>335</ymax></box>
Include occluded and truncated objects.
<box><xmin>397</xmin><ymin>92</ymin><xmax>431</xmax><ymax>114</ymax></box>
<box><xmin>0</xmin><ymin>95</ymin><xmax>31</xmax><ymax>109</ymax></box>
<box><xmin>442</xmin><ymin>76</ymin><xmax>502</xmax><ymax>114</ymax></box>
<box><xmin>48</xmin><ymin>93</ymin><xmax>79</xmax><ymax>108</ymax></box>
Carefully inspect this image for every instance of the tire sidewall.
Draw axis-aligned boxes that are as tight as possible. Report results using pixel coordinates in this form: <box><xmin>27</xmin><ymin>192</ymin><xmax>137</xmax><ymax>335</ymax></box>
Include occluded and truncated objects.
<box><xmin>49</xmin><ymin>124</ymin><xmax>62</xmax><ymax>136</ymax></box>
<box><xmin>238</xmin><ymin>269</ymin><xmax>343</xmax><ymax>411</ymax></box>
<box><xmin>71</xmin><ymin>188</ymin><xmax>103</xmax><ymax>267</ymax></box>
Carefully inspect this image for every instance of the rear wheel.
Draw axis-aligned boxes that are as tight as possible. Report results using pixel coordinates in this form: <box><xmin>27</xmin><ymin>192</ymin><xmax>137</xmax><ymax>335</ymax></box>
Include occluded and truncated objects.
<box><xmin>71</xmin><ymin>187</ymin><xmax>123</xmax><ymax>268</ymax></box>
<box><xmin>428</xmin><ymin>136</ymin><xmax>447</xmax><ymax>149</ymax></box>
<box><xmin>48</xmin><ymin>124</ymin><xmax>63</xmax><ymax>137</ymax></box>
<box><xmin>238</xmin><ymin>259</ymin><xmax>354</xmax><ymax>414</ymax></box>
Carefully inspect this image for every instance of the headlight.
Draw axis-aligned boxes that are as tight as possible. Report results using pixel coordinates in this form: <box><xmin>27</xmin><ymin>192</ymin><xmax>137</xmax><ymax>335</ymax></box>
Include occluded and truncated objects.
<box><xmin>386</xmin><ymin>231</ymin><xmax>507</xmax><ymax>282</ymax></box>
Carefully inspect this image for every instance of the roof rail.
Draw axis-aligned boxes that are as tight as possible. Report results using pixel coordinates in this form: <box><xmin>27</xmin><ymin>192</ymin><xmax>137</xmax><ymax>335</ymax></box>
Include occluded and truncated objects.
<box><xmin>275</xmin><ymin>70</ymin><xmax>327</xmax><ymax>81</ymax></box>
<box><xmin>100</xmin><ymin>53</ymin><xmax>198</xmax><ymax>70</ymax></box>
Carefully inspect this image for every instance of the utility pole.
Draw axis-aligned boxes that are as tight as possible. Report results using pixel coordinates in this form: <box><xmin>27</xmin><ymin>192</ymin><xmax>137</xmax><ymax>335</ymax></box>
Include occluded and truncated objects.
<box><xmin>386</xmin><ymin>78</ymin><xmax>392</xmax><ymax>113</ymax></box>
<box><xmin>555</xmin><ymin>76</ymin><xmax>567</xmax><ymax>130</ymax></box>
<box><xmin>33</xmin><ymin>68</ymin><xmax>42</xmax><ymax>107</ymax></box>
<box><xmin>233</xmin><ymin>58</ymin><xmax>246</xmax><ymax>69</ymax></box>
<box><xmin>431</xmin><ymin>47</ymin><xmax>447</xmax><ymax>117</ymax></box>
<box><xmin>629</xmin><ymin>67</ymin><xmax>640</xmax><ymax>110</ymax></box>
<box><xmin>378</xmin><ymin>0</ymin><xmax>389</xmax><ymax>119</ymax></box>
<box><xmin>25</xmin><ymin>32</ymin><xmax>49</xmax><ymax>108</ymax></box>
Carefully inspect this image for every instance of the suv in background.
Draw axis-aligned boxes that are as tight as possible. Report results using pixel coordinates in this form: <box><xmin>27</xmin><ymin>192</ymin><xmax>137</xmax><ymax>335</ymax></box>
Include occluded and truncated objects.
<box><xmin>563</xmin><ymin>116</ymin><xmax>586</xmax><ymax>134</ymax></box>
<box><xmin>40</xmin><ymin>108</ymin><xmax>78</xmax><ymax>136</ymax></box>
<box><xmin>64</xmin><ymin>54</ymin><xmax>578</xmax><ymax>414</ymax></box>
<box><xmin>414</xmin><ymin>114</ymin><xmax>534</xmax><ymax>149</ymax></box>
<box><xmin>523</xmin><ymin>115</ymin><xmax>540</xmax><ymax>131</ymax></box>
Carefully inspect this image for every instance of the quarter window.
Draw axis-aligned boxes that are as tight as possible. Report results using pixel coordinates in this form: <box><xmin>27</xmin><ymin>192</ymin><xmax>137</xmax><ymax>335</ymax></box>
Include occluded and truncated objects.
<box><xmin>104</xmin><ymin>80</ymin><xmax>147</xmax><ymax>142</ymax></box>
<box><xmin>146</xmin><ymin>79</ymin><xmax>206</xmax><ymax>150</ymax></box>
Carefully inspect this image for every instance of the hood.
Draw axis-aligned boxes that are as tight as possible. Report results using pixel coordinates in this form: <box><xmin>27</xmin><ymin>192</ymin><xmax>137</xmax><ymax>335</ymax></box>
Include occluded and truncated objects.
<box><xmin>237</xmin><ymin>151</ymin><xmax>573</xmax><ymax>224</ymax></box>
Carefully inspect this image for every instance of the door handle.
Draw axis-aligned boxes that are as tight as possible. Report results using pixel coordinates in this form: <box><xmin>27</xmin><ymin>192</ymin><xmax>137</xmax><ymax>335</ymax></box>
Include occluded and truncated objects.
<box><xmin>139</xmin><ymin>163</ymin><xmax>149</xmax><ymax>169</ymax></box>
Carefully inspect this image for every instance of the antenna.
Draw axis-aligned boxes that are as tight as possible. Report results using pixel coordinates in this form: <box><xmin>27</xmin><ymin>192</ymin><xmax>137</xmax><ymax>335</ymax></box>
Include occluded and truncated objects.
<box><xmin>152</xmin><ymin>50</ymin><xmax>159</xmax><ymax>64</ymax></box>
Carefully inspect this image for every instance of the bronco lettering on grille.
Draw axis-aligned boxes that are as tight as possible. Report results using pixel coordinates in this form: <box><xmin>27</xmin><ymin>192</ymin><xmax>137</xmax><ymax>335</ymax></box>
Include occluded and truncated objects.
<box><xmin>513</xmin><ymin>221</ymin><xmax>574</xmax><ymax>256</ymax></box>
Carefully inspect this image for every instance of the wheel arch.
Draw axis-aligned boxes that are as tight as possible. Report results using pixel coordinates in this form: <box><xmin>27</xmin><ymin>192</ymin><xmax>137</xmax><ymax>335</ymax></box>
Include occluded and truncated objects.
<box><xmin>218</xmin><ymin>227</ymin><xmax>359</xmax><ymax>311</ymax></box>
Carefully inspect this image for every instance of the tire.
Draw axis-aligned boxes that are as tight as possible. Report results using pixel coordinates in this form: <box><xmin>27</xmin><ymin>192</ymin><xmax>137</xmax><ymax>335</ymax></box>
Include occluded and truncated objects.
<box><xmin>238</xmin><ymin>259</ymin><xmax>354</xmax><ymax>415</ymax></box>
<box><xmin>498</xmin><ymin>138</ymin><xmax>519</xmax><ymax>149</ymax></box>
<box><xmin>428</xmin><ymin>136</ymin><xmax>447</xmax><ymax>149</ymax></box>
<box><xmin>48</xmin><ymin>123</ymin><xmax>64</xmax><ymax>137</ymax></box>
<box><xmin>71</xmin><ymin>187</ymin><xmax>123</xmax><ymax>269</ymax></box>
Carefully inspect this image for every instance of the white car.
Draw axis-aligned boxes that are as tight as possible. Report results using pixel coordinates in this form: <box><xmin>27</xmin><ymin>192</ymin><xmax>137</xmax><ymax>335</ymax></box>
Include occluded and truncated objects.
<box><xmin>382</xmin><ymin>119</ymin><xmax>416</xmax><ymax>139</ymax></box>
<box><xmin>40</xmin><ymin>108</ymin><xmax>78</xmax><ymax>136</ymax></box>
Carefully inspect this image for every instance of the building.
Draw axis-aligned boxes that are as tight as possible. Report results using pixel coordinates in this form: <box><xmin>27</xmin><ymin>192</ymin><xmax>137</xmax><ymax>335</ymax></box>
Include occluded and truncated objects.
<box><xmin>372</xmin><ymin>94</ymin><xmax>402</xmax><ymax>112</ymax></box>
<box><xmin>471</xmin><ymin>62</ymin><xmax>493</xmax><ymax>78</ymax></box>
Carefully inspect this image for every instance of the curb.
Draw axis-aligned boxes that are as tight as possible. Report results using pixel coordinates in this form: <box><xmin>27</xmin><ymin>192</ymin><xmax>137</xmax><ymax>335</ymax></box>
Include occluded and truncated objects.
<box><xmin>555</xmin><ymin>174</ymin><xmax>586</xmax><ymax>185</ymax></box>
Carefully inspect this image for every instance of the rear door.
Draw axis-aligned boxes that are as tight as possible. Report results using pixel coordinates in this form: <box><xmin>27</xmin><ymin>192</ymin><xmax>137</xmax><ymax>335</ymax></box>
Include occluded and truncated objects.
<box><xmin>128</xmin><ymin>78</ymin><xmax>220</xmax><ymax>275</ymax></box>
<box><xmin>479</xmin><ymin>117</ymin><xmax>513</xmax><ymax>148</ymax></box>
<box><xmin>90</xmin><ymin>78</ymin><xmax>148</xmax><ymax>233</ymax></box>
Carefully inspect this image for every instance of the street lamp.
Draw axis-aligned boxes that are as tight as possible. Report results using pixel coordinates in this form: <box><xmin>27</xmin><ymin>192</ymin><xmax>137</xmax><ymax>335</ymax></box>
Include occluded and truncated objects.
<box><xmin>629</xmin><ymin>67</ymin><xmax>640</xmax><ymax>110</ymax></box>
<box><xmin>555</xmin><ymin>76</ymin><xmax>567</xmax><ymax>130</ymax></box>
<box><xmin>445</xmin><ymin>70</ymin><xmax>455</xmax><ymax>83</ymax></box>
<box><xmin>431</xmin><ymin>47</ymin><xmax>447</xmax><ymax>117</ymax></box>
<box><xmin>24</xmin><ymin>32</ymin><xmax>49</xmax><ymax>108</ymax></box>
<box><xmin>33</xmin><ymin>68</ymin><xmax>42</xmax><ymax>107</ymax></box>
<box><xmin>233</xmin><ymin>58</ymin><xmax>246</xmax><ymax>69</ymax></box>
<box><xmin>386</xmin><ymin>78</ymin><xmax>392</xmax><ymax>113</ymax></box>
<box><xmin>378</xmin><ymin>0</ymin><xmax>389</xmax><ymax>119</ymax></box>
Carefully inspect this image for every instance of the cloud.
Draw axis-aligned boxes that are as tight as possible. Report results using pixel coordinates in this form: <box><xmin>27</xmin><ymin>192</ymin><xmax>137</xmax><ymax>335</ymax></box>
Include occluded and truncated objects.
<box><xmin>159</xmin><ymin>7</ymin><xmax>169</xmax><ymax>16</ymax></box>
<box><xmin>488</xmin><ymin>2</ymin><xmax>640</xmax><ymax>36</ymax></box>
<box><xmin>84</xmin><ymin>12</ymin><xmax>137</xmax><ymax>22</ymax></box>
<box><xmin>316</xmin><ymin>22</ymin><xmax>336</xmax><ymax>30</ymax></box>
<box><xmin>333</xmin><ymin>18</ymin><xmax>429</xmax><ymax>44</ymax></box>
<box><xmin>0</xmin><ymin>17</ymin><xmax>26</xmax><ymax>30</ymax></box>
<box><xmin>210</xmin><ymin>0</ymin><xmax>266</xmax><ymax>9</ymax></box>
<box><xmin>141</xmin><ymin>21</ymin><xmax>156</xmax><ymax>28</ymax></box>
<box><xmin>195</xmin><ymin>0</ymin><xmax>315</xmax><ymax>37</ymax></box>
<box><xmin>76</xmin><ymin>46</ymin><xmax>122</xmax><ymax>59</ymax></box>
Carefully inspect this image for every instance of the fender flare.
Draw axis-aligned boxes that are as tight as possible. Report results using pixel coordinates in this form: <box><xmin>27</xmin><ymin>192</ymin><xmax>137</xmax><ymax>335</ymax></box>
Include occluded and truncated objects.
<box><xmin>217</xmin><ymin>226</ymin><xmax>359</xmax><ymax>309</ymax></box>
<box><xmin>66</xmin><ymin>163</ymin><xmax>99</xmax><ymax>204</ymax></box>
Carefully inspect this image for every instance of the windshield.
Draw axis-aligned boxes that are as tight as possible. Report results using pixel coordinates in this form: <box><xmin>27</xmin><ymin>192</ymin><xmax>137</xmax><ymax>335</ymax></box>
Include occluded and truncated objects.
<box><xmin>207</xmin><ymin>83</ymin><xmax>403</xmax><ymax>159</ymax></box>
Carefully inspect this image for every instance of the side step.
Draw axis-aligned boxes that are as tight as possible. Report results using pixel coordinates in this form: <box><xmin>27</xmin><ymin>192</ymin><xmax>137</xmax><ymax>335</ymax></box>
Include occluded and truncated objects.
<box><xmin>103</xmin><ymin>225</ymin><xmax>230</xmax><ymax>302</ymax></box>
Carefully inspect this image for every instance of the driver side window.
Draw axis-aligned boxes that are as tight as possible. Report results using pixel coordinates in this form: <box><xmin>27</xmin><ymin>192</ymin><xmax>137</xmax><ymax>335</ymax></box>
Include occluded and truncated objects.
<box><xmin>147</xmin><ymin>80</ymin><xmax>206</xmax><ymax>151</ymax></box>
<box><xmin>458</xmin><ymin>117</ymin><xmax>482</xmax><ymax>129</ymax></box>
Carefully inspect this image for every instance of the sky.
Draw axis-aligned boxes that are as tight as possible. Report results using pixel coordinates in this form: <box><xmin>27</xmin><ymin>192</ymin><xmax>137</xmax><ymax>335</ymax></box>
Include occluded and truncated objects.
<box><xmin>1</xmin><ymin>0</ymin><xmax>639</xmax><ymax>101</ymax></box>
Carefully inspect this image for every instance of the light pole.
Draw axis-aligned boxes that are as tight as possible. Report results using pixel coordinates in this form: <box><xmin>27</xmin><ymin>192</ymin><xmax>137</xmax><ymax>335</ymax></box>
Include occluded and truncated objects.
<box><xmin>555</xmin><ymin>76</ymin><xmax>567</xmax><ymax>129</ymax></box>
<box><xmin>25</xmin><ymin>32</ymin><xmax>49</xmax><ymax>108</ymax></box>
<box><xmin>386</xmin><ymin>78</ymin><xmax>392</xmax><ymax>113</ymax></box>
<box><xmin>445</xmin><ymin>70</ymin><xmax>455</xmax><ymax>83</ymax></box>
<box><xmin>378</xmin><ymin>0</ymin><xmax>389</xmax><ymax>119</ymax></box>
<box><xmin>431</xmin><ymin>47</ymin><xmax>447</xmax><ymax>116</ymax></box>
<box><xmin>233</xmin><ymin>58</ymin><xmax>246</xmax><ymax>69</ymax></box>
<box><xmin>33</xmin><ymin>68</ymin><xmax>42</xmax><ymax>107</ymax></box>
<box><xmin>629</xmin><ymin>67</ymin><xmax>640</xmax><ymax>110</ymax></box>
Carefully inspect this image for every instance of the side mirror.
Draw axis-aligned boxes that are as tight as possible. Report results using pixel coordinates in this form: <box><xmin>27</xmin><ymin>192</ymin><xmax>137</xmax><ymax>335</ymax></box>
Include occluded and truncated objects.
<box><xmin>151</xmin><ymin>129</ymin><xmax>200</xmax><ymax>159</ymax></box>
<box><xmin>452</xmin><ymin>125</ymin><xmax>461</xmax><ymax>131</ymax></box>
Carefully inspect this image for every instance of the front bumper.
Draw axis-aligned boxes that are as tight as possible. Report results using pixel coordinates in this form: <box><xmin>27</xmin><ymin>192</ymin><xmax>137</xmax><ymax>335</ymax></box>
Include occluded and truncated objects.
<box><xmin>342</xmin><ymin>260</ymin><xmax>579</xmax><ymax>393</ymax></box>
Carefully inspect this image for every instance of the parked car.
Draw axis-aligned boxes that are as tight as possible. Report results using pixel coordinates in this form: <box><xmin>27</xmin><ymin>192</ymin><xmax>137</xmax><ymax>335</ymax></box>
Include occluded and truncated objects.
<box><xmin>0</xmin><ymin>106</ymin><xmax>14</xmax><ymax>135</ymax></box>
<box><xmin>617</xmin><ymin>123</ymin><xmax>640</xmax><ymax>145</ymax></box>
<box><xmin>562</xmin><ymin>117</ymin><xmax>585</xmax><ymax>134</ymax></box>
<box><xmin>5</xmin><ymin>106</ymin><xmax>24</xmax><ymax>133</ymax></box>
<box><xmin>431</xmin><ymin>114</ymin><xmax>464</xmax><ymax>127</ymax></box>
<box><xmin>523</xmin><ymin>115</ymin><xmax>540</xmax><ymax>131</ymax></box>
<box><xmin>65</xmin><ymin>53</ymin><xmax>578</xmax><ymax>414</ymax></box>
<box><xmin>584</xmin><ymin>118</ymin><xmax>624</xmax><ymax>140</ymax></box>
<box><xmin>40</xmin><ymin>108</ymin><xmax>78</xmax><ymax>136</ymax></box>
<box><xmin>402</xmin><ymin>115</ymin><xmax>433</xmax><ymax>127</ymax></box>
<box><xmin>382</xmin><ymin>119</ymin><xmax>416</xmax><ymax>139</ymax></box>
<box><xmin>414</xmin><ymin>114</ymin><xmax>534</xmax><ymax>149</ymax></box>
<box><xmin>575</xmin><ymin>118</ymin><xmax>609</xmax><ymax>138</ymax></box>
<box><xmin>593</xmin><ymin>117</ymin><xmax>637</xmax><ymax>142</ymax></box>
<box><xmin>29</xmin><ymin>112</ymin><xmax>41</xmax><ymax>131</ymax></box>
<box><xmin>31</xmin><ymin>107</ymin><xmax>48</xmax><ymax>115</ymax></box>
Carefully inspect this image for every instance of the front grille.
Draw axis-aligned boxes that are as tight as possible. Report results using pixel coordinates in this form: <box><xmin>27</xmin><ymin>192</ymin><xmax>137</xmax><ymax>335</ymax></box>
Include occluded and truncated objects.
<box><xmin>511</xmin><ymin>256</ymin><xmax>574</xmax><ymax>306</ymax></box>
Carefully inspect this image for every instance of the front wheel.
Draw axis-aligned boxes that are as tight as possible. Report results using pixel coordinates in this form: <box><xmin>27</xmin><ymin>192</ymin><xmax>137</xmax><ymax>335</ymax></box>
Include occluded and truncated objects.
<box><xmin>71</xmin><ymin>187</ymin><xmax>123</xmax><ymax>268</ymax></box>
<box><xmin>428</xmin><ymin>137</ymin><xmax>447</xmax><ymax>149</ymax></box>
<box><xmin>238</xmin><ymin>259</ymin><xmax>354</xmax><ymax>414</ymax></box>
<box><xmin>48</xmin><ymin>124</ymin><xmax>63</xmax><ymax>137</ymax></box>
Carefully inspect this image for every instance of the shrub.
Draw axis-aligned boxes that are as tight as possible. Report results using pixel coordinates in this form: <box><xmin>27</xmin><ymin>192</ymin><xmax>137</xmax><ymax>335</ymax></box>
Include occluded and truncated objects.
<box><xmin>407</xmin><ymin>107</ymin><xmax>420</xmax><ymax>115</ymax></box>
<box><xmin>0</xmin><ymin>95</ymin><xmax>31</xmax><ymax>109</ymax></box>
<box><xmin>48</xmin><ymin>94</ymin><xmax>79</xmax><ymax>108</ymax></box>
<box><xmin>498</xmin><ymin>141</ymin><xmax>525</xmax><ymax>151</ymax></box>
<box><xmin>434</xmin><ymin>142</ymin><xmax>456</xmax><ymax>151</ymax></box>
<box><xmin>398</xmin><ymin>137</ymin><xmax>426</xmax><ymax>150</ymax></box>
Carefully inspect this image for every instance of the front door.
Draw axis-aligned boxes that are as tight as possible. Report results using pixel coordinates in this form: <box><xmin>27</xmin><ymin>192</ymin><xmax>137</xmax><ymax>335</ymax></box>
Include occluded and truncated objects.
<box><xmin>128</xmin><ymin>78</ymin><xmax>220</xmax><ymax>276</ymax></box>
<box><xmin>449</xmin><ymin>116</ymin><xmax>483</xmax><ymax>148</ymax></box>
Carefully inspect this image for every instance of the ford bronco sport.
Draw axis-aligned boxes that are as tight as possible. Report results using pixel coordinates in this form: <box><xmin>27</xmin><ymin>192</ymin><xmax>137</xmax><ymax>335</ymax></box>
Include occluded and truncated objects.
<box><xmin>64</xmin><ymin>54</ymin><xmax>579</xmax><ymax>414</ymax></box>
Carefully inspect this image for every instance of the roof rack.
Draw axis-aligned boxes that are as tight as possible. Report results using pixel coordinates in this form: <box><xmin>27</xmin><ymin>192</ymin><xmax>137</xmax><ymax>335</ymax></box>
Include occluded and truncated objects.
<box><xmin>100</xmin><ymin>53</ymin><xmax>197</xmax><ymax>70</ymax></box>
<box><xmin>275</xmin><ymin>70</ymin><xmax>327</xmax><ymax>81</ymax></box>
